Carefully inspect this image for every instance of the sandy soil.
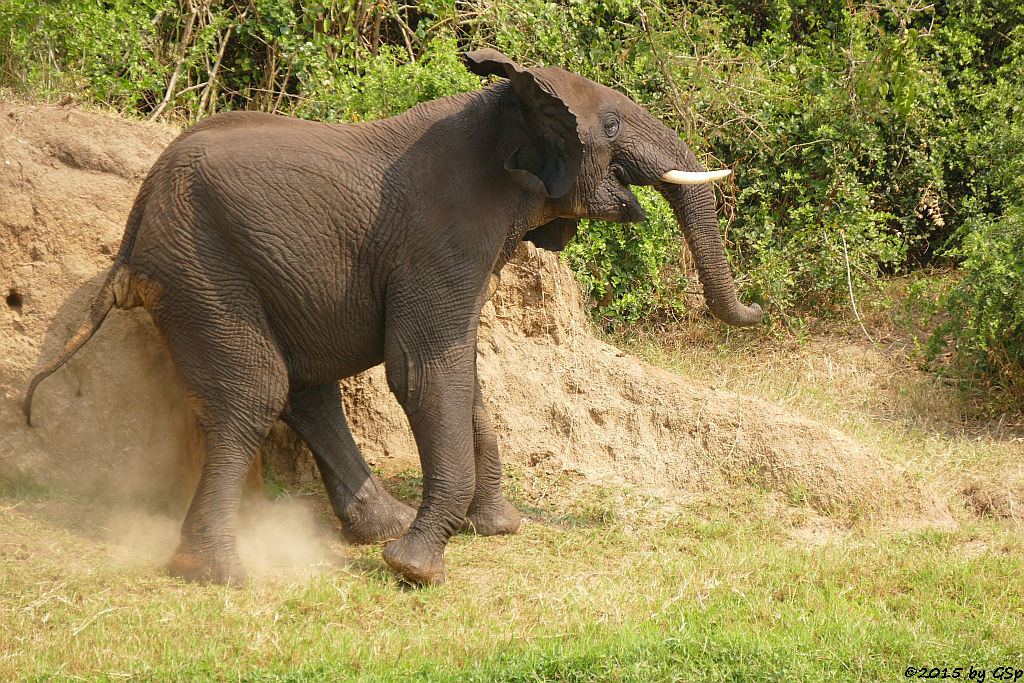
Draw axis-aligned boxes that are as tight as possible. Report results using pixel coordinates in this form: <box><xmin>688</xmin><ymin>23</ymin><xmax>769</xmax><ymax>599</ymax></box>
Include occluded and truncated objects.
<box><xmin>0</xmin><ymin>101</ymin><xmax>954</xmax><ymax>534</ymax></box>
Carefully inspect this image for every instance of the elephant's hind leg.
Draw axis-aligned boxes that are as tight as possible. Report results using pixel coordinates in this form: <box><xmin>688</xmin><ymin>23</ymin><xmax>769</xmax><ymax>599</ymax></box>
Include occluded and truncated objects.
<box><xmin>157</xmin><ymin>299</ymin><xmax>289</xmax><ymax>585</ymax></box>
<box><xmin>283</xmin><ymin>383</ymin><xmax>415</xmax><ymax>544</ymax></box>
<box><xmin>462</xmin><ymin>374</ymin><xmax>521</xmax><ymax>536</ymax></box>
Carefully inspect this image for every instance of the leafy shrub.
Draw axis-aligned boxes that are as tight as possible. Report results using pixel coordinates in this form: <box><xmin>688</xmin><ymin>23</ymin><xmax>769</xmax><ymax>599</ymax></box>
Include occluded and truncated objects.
<box><xmin>294</xmin><ymin>37</ymin><xmax>480</xmax><ymax>123</ymax></box>
<box><xmin>0</xmin><ymin>1</ymin><xmax>476</xmax><ymax>121</ymax></box>
<box><xmin>923</xmin><ymin>17</ymin><xmax>1024</xmax><ymax>400</ymax></box>
<box><xmin>0</xmin><ymin>0</ymin><xmax>176</xmax><ymax>110</ymax></box>
<box><xmin>564</xmin><ymin>188</ymin><xmax>690</xmax><ymax>329</ymax></box>
<box><xmin>930</xmin><ymin>210</ymin><xmax>1024</xmax><ymax>400</ymax></box>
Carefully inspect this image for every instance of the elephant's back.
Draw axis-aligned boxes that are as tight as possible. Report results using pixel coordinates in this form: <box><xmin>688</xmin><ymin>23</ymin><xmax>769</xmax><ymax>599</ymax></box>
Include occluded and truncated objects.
<box><xmin>127</xmin><ymin>114</ymin><xmax>395</xmax><ymax>385</ymax></box>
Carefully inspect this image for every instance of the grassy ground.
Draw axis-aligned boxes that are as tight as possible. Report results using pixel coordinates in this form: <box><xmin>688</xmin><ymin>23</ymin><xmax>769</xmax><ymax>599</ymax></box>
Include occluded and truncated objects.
<box><xmin>1</xmin><ymin>485</ymin><xmax>1022</xmax><ymax>680</ymax></box>
<box><xmin>3</xmin><ymin>314</ymin><xmax>1022</xmax><ymax>680</ymax></box>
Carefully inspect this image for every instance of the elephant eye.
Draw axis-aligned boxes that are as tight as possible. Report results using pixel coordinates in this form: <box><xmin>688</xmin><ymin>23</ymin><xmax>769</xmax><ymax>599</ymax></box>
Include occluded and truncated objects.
<box><xmin>602</xmin><ymin>114</ymin><xmax>620</xmax><ymax>138</ymax></box>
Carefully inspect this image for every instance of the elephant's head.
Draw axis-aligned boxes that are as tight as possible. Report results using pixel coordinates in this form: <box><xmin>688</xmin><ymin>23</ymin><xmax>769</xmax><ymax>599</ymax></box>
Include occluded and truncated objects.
<box><xmin>464</xmin><ymin>49</ymin><xmax>762</xmax><ymax>328</ymax></box>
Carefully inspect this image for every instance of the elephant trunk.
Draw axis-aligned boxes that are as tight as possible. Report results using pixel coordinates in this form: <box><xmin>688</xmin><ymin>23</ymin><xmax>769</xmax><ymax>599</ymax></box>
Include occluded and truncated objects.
<box><xmin>655</xmin><ymin>179</ymin><xmax>763</xmax><ymax>327</ymax></box>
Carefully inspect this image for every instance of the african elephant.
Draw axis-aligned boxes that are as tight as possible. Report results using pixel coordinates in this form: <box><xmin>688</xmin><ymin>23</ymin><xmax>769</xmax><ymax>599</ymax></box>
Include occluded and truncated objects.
<box><xmin>24</xmin><ymin>48</ymin><xmax>761</xmax><ymax>586</ymax></box>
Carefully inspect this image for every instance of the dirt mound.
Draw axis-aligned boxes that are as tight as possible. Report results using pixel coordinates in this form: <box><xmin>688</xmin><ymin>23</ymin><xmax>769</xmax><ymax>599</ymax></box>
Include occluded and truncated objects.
<box><xmin>0</xmin><ymin>101</ymin><xmax>952</xmax><ymax>528</ymax></box>
<box><xmin>962</xmin><ymin>481</ymin><xmax>1020</xmax><ymax>522</ymax></box>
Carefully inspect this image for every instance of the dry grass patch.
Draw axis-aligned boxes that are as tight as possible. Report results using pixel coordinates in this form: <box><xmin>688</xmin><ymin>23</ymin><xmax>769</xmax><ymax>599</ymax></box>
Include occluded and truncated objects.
<box><xmin>616</xmin><ymin>315</ymin><xmax>1024</xmax><ymax>526</ymax></box>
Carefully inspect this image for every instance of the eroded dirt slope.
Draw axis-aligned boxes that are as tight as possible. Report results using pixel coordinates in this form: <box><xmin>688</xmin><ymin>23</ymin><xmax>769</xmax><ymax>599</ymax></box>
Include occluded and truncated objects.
<box><xmin>0</xmin><ymin>101</ymin><xmax>952</xmax><ymax>527</ymax></box>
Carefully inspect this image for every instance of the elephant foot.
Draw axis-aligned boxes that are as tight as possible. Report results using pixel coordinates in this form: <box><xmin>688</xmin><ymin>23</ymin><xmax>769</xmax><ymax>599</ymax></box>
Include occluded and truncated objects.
<box><xmin>169</xmin><ymin>547</ymin><xmax>247</xmax><ymax>586</ymax></box>
<box><xmin>382</xmin><ymin>534</ymin><xmax>446</xmax><ymax>586</ymax></box>
<box><xmin>338</xmin><ymin>484</ymin><xmax>417</xmax><ymax>545</ymax></box>
<box><xmin>461</xmin><ymin>497</ymin><xmax>521</xmax><ymax>536</ymax></box>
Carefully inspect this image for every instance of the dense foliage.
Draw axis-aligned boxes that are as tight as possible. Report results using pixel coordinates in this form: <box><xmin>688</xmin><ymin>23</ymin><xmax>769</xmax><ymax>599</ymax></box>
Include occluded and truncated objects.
<box><xmin>1</xmin><ymin>0</ymin><xmax>1021</xmax><ymax>398</ymax></box>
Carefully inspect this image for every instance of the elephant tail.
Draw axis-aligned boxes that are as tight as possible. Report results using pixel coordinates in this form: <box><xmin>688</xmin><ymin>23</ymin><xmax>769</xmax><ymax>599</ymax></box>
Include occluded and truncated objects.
<box><xmin>22</xmin><ymin>269</ymin><xmax>125</xmax><ymax>427</ymax></box>
<box><xmin>23</xmin><ymin>175</ymin><xmax>153</xmax><ymax>426</ymax></box>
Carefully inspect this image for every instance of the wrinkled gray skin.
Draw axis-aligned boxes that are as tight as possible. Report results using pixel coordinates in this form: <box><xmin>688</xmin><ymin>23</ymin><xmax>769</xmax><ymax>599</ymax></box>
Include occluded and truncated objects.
<box><xmin>24</xmin><ymin>49</ymin><xmax>762</xmax><ymax>586</ymax></box>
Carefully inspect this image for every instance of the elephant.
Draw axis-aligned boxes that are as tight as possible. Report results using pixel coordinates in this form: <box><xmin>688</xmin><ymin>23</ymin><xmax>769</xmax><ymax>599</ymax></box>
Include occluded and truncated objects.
<box><xmin>23</xmin><ymin>48</ymin><xmax>762</xmax><ymax>586</ymax></box>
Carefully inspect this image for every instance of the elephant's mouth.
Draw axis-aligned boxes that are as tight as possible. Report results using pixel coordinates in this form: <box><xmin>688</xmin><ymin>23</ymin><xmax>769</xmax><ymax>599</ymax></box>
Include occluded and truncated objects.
<box><xmin>613</xmin><ymin>185</ymin><xmax>646</xmax><ymax>223</ymax></box>
<box><xmin>583</xmin><ymin>166</ymin><xmax>646</xmax><ymax>223</ymax></box>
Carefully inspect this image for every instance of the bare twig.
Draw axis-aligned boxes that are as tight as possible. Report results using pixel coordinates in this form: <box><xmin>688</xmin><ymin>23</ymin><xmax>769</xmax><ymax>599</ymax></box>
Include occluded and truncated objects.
<box><xmin>370</xmin><ymin>11</ymin><xmax>383</xmax><ymax>56</ymax></box>
<box><xmin>841</xmin><ymin>230</ymin><xmax>877</xmax><ymax>346</ymax></box>
<box><xmin>148</xmin><ymin>6</ymin><xmax>199</xmax><ymax>122</ymax></box>
<box><xmin>389</xmin><ymin>5</ymin><xmax>420</xmax><ymax>61</ymax></box>
<box><xmin>637</xmin><ymin>5</ymin><xmax>692</xmax><ymax>134</ymax></box>
<box><xmin>779</xmin><ymin>137</ymin><xmax>835</xmax><ymax>158</ymax></box>
<box><xmin>271</xmin><ymin>60</ymin><xmax>294</xmax><ymax>115</ymax></box>
<box><xmin>173</xmin><ymin>80</ymin><xmax>210</xmax><ymax>97</ymax></box>
<box><xmin>259</xmin><ymin>40</ymin><xmax>279</xmax><ymax>112</ymax></box>
<box><xmin>199</xmin><ymin>10</ymin><xmax>247</xmax><ymax>116</ymax></box>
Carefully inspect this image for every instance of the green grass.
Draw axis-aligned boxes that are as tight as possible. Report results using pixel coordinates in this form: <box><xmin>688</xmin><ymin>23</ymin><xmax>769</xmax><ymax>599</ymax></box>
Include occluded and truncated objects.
<box><xmin>1</xmin><ymin>484</ymin><xmax>1021</xmax><ymax>680</ymax></box>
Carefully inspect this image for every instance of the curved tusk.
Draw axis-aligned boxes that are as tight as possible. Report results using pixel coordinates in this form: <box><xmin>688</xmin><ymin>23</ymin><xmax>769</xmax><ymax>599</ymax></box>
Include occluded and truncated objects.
<box><xmin>660</xmin><ymin>169</ymin><xmax>732</xmax><ymax>185</ymax></box>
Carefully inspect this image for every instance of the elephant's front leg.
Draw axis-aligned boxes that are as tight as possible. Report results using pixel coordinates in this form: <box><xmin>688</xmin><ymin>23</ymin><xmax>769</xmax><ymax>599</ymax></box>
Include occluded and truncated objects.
<box><xmin>381</xmin><ymin>336</ymin><xmax>478</xmax><ymax>585</ymax></box>
<box><xmin>462</xmin><ymin>373</ymin><xmax>521</xmax><ymax>536</ymax></box>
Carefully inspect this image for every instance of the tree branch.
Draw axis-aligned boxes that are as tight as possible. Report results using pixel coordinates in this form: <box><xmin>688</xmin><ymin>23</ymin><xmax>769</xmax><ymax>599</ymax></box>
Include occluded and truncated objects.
<box><xmin>149</xmin><ymin>5</ymin><xmax>199</xmax><ymax>122</ymax></box>
<box><xmin>199</xmin><ymin>10</ymin><xmax>246</xmax><ymax>116</ymax></box>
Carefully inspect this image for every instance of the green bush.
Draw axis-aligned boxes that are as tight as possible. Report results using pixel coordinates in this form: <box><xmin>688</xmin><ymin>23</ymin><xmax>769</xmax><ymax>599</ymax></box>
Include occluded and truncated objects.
<box><xmin>293</xmin><ymin>37</ymin><xmax>480</xmax><ymax>123</ymax></box>
<box><xmin>931</xmin><ymin>210</ymin><xmax>1024</xmax><ymax>400</ymax></box>
<box><xmin>0</xmin><ymin>1</ymin><xmax>478</xmax><ymax>121</ymax></box>
<box><xmin>922</xmin><ymin>12</ymin><xmax>1024</xmax><ymax>400</ymax></box>
<box><xmin>681</xmin><ymin>3</ymin><xmax>946</xmax><ymax>319</ymax></box>
<box><xmin>564</xmin><ymin>188</ymin><xmax>690</xmax><ymax>328</ymax></box>
<box><xmin>0</xmin><ymin>0</ymin><xmax>176</xmax><ymax>110</ymax></box>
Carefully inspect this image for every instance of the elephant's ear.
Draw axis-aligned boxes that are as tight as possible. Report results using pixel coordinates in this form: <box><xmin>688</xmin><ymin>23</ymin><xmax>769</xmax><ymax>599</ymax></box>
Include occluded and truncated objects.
<box><xmin>522</xmin><ymin>218</ymin><xmax>578</xmax><ymax>252</ymax></box>
<box><xmin>463</xmin><ymin>50</ymin><xmax>583</xmax><ymax>199</ymax></box>
<box><xmin>463</xmin><ymin>48</ymin><xmax>520</xmax><ymax>78</ymax></box>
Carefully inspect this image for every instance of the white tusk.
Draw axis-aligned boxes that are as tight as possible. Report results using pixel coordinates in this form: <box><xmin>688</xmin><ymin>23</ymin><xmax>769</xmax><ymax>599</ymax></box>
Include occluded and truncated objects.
<box><xmin>660</xmin><ymin>169</ymin><xmax>732</xmax><ymax>185</ymax></box>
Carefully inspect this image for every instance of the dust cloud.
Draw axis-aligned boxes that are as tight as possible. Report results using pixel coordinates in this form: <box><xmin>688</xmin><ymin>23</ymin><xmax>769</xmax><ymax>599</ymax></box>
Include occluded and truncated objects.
<box><xmin>98</xmin><ymin>496</ymin><xmax>346</xmax><ymax>580</ymax></box>
<box><xmin>236</xmin><ymin>497</ymin><xmax>346</xmax><ymax>578</ymax></box>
